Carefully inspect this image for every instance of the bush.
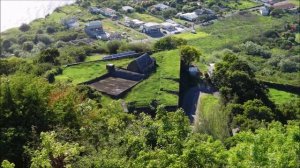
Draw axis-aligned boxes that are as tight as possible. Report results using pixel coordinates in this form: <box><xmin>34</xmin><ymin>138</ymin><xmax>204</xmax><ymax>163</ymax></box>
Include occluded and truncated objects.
<box><xmin>35</xmin><ymin>34</ymin><xmax>53</xmax><ymax>45</ymax></box>
<box><xmin>154</xmin><ymin>36</ymin><xmax>187</xmax><ymax>51</ymax></box>
<box><xmin>19</xmin><ymin>23</ymin><xmax>30</xmax><ymax>32</ymax></box>
<box><xmin>44</xmin><ymin>70</ymin><xmax>55</xmax><ymax>83</ymax></box>
<box><xmin>46</xmin><ymin>26</ymin><xmax>56</xmax><ymax>34</ymax></box>
<box><xmin>2</xmin><ymin>39</ymin><xmax>12</xmax><ymax>51</ymax></box>
<box><xmin>240</xmin><ymin>41</ymin><xmax>271</xmax><ymax>58</ymax></box>
<box><xmin>55</xmin><ymin>32</ymin><xmax>78</xmax><ymax>42</ymax></box>
<box><xmin>106</xmin><ymin>40</ymin><xmax>123</xmax><ymax>54</ymax></box>
<box><xmin>18</xmin><ymin>34</ymin><xmax>34</xmax><ymax>44</ymax></box>
<box><xmin>22</xmin><ymin>41</ymin><xmax>34</xmax><ymax>51</ymax></box>
<box><xmin>279</xmin><ymin>59</ymin><xmax>299</xmax><ymax>72</ymax></box>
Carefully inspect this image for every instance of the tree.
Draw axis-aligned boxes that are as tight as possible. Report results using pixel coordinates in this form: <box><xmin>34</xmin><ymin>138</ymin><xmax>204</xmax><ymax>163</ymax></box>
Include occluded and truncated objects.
<box><xmin>19</xmin><ymin>23</ymin><xmax>30</xmax><ymax>32</ymax></box>
<box><xmin>106</xmin><ymin>40</ymin><xmax>123</xmax><ymax>54</ymax></box>
<box><xmin>38</xmin><ymin>48</ymin><xmax>60</xmax><ymax>65</ymax></box>
<box><xmin>227</xmin><ymin>121</ymin><xmax>300</xmax><ymax>167</ymax></box>
<box><xmin>30</xmin><ymin>131</ymin><xmax>83</xmax><ymax>168</ymax></box>
<box><xmin>180</xmin><ymin>46</ymin><xmax>200</xmax><ymax>66</ymax></box>
<box><xmin>212</xmin><ymin>54</ymin><xmax>271</xmax><ymax>105</ymax></box>
<box><xmin>154</xmin><ymin>36</ymin><xmax>187</xmax><ymax>51</ymax></box>
<box><xmin>22</xmin><ymin>41</ymin><xmax>34</xmax><ymax>51</ymax></box>
<box><xmin>0</xmin><ymin>74</ymin><xmax>53</xmax><ymax>166</ymax></box>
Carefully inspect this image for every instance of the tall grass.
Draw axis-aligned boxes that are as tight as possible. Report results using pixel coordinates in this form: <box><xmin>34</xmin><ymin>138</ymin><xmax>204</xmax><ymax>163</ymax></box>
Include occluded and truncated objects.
<box><xmin>194</xmin><ymin>93</ymin><xmax>230</xmax><ymax>141</ymax></box>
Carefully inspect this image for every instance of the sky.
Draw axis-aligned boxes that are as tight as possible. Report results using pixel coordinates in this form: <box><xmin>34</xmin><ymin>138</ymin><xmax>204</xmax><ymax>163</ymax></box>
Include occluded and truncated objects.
<box><xmin>1</xmin><ymin>0</ymin><xmax>74</xmax><ymax>32</ymax></box>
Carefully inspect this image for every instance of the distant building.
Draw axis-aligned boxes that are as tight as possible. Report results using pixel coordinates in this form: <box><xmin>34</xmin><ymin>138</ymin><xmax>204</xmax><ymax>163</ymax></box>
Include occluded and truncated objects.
<box><xmin>194</xmin><ymin>8</ymin><xmax>217</xmax><ymax>22</ymax></box>
<box><xmin>260</xmin><ymin>6</ymin><xmax>270</xmax><ymax>16</ymax></box>
<box><xmin>153</xmin><ymin>3</ymin><xmax>170</xmax><ymax>11</ymax></box>
<box><xmin>208</xmin><ymin>63</ymin><xmax>215</xmax><ymax>77</ymax></box>
<box><xmin>89</xmin><ymin>7</ymin><xmax>101</xmax><ymax>14</ymax></box>
<box><xmin>177</xmin><ymin>12</ymin><xmax>198</xmax><ymax>22</ymax></box>
<box><xmin>127</xmin><ymin>53</ymin><xmax>156</xmax><ymax>74</ymax></box>
<box><xmin>99</xmin><ymin>8</ymin><xmax>117</xmax><ymax>17</ymax></box>
<box><xmin>142</xmin><ymin>22</ymin><xmax>161</xmax><ymax>34</ymax></box>
<box><xmin>85</xmin><ymin>21</ymin><xmax>109</xmax><ymax>40</ymax></box>
<box><xmin>62</xmin><ymin>18</ymin><xmax>79</xmax><ymax>29</ymax></box>
<box><xmin>125</xmin><ymin>19</ymin><xmax>145</xmax><ymax>28</ymax></box>
<box><xmin>272</xmin><ymin>1</ymin><xmax>296</xmax><ymax>10</ymax></box>
<box><xmin>122</xmin><ymin>6</ymin><xmax>135</xmax><ymax>13</ymax></box>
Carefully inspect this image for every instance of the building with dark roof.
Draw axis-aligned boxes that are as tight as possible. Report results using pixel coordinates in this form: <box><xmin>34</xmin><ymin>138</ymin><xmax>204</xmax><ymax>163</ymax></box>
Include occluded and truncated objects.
<box><xmin>127</xmin><ymin>53</ymin><xmax>156</xmax><ymax>74</ymax></box>
<box><xmin>85</xmin><ymin>21</ymin><xmax>109</xmax><ymax>40</ymax></box>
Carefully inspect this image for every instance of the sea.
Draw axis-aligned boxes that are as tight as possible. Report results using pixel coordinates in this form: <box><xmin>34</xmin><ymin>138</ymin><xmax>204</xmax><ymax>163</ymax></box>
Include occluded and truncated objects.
<box><xmin>1</xmin><ymin>0</ymin><xmax>75</xmax><ymax>32</ymax></box>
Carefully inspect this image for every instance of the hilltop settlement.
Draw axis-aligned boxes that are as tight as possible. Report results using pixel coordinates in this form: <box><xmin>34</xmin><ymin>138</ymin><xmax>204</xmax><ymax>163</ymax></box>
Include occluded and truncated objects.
<box><xmin>0</xmin><ymin>0</ymin><xmax>299</xmax><ymax>167</ymax></box>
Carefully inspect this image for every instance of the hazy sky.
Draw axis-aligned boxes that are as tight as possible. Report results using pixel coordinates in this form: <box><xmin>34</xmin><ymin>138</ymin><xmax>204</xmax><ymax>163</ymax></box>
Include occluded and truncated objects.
<box><xmin>0</xmin><ymin>0</ymin><xmax>74</xmax><ymax>32</ymax></box>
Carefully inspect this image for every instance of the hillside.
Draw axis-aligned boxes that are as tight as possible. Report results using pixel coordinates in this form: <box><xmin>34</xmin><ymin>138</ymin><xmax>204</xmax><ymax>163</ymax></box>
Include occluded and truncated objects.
<box><xmin>0</xmin><ymin>0</ymin><xmax>299</xmax><ymax>167</ymax></box>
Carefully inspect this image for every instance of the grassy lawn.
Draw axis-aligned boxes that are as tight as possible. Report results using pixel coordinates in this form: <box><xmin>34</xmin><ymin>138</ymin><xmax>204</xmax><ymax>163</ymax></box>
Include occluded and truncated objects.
<box><xmin>269</xmin><ymin>88</ymin><xmax>299</xmax><ymax>105</ymax></box>
<box><xmin>56</xmin><ymin>59</ymin><xmax>132</xmax><ymax>84</ymax></box>
<box><xmin>127</xmin><ymin>13</ymin><xmax>164</xmax><ymax>23</ymax></box>
<box><xmin>228</xmin><ymin>0</ymin><xmax>262</xmax><ymax>10</ymax></box>
<box><xmin>124</xmin><ymin>50</ymin><xmax>180</xmax><ymax>107</ymax></box>
<box><xmin>84</xmin><ymin>54</ymin><xmax>105</xmax><ymax>62</ymax></box>
<box><xmin>194</xmin><ymin>93</ymin><xmax>229</xmax><ymax>140</ymax></box>
<box><xmin>174</xmin><ymin>31</ymin><xmax>209</xmax><ymax>40</ymax></box>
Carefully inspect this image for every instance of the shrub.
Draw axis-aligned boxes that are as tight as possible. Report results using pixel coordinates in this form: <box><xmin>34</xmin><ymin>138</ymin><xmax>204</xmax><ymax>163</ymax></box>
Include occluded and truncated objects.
<box><xmin>46</xmin><ymin>26</ymin><xmax>56</xmax><ymax>34</ymax></box>
<box><xmin>2</xmin><ymin>39</ymin><xmax>12</xmax><ymax>51</ymax></box>
<box><xmin>18</xmin><ymin>34</ymin><xmax>34</xmax><ymax>44</ymax></box>
<box><xmin>279</xmin><ymin>59</ymin><xmax>299</xmax><ymax>72</ymax></box>
<box><xmin>154</xmin><ymin>36</ymin><xmax>187</xmax><ymax>51</ymax></box>
<box><xmin>106</xmin><ymin>40</ymin><xmax>123</xmax><ymax>54</ymax></box>
<box><xmin>22</xmin><ymin>41</ymin><xmax>34</xmax><ymax>51</ymax></box>
<box><xmin>44</xmin><ymin>70</ymin><xmax>55</xmax><ymax>83</ymax></box>
<box><xmin>19</xmin><ymin>23</ymin><xmax>30</xmax><ymax>32</ymax></box>
<box><xmin>55</xmin><ymin>32</ymin><xmax>78</xmax><ymax>42</ymax></box>
<box><xmin>35</xmin><ymin>34</ymin><xmax>53</xmax><ymax>45</ymax></box>
<box><xmin>240</xmin><ymin>41</ymin><xmax>271</xmax><ymax>58</ymax></box>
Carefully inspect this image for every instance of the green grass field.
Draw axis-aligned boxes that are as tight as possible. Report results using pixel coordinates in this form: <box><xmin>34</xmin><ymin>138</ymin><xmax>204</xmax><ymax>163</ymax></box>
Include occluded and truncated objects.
<box><xmin>84</xmin><ymin>54</ymin><xmax>104</xmax><ymax>62</ymax></box>
<box><xmin>269</xmin><ymin>88</ymin><xmax>299</xmax><ymax>105</ymax></box>
<box><xmin>194</xmin><ymin>93</ymin><xmax>229</xmax><ymax>140</ymax></box>
<box><xmin>228</xmin><ymin>0</ymin><xmax>262</xmax><ymax>10</ymax></box>
<box><xmin>124</xmin><ymin>50</ymin><xmax>180</xmax><ymax>107</ymax></box>
<box><xmin>127</xmin><ymin>13</ymin><xmax>164</xmax><ymax>23</ymax></box>
<box><xmin>56</xmin><ymin>59</ymin><xmax>132</xmax><ymax>84</ymax></box>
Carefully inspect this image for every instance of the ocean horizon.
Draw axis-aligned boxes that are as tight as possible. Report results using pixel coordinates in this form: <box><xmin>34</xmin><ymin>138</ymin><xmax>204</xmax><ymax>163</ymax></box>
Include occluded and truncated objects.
<box><xmin>1</xmin><ymin>0</ymin><xmax>75</xmax><ymax>32</ymax></box>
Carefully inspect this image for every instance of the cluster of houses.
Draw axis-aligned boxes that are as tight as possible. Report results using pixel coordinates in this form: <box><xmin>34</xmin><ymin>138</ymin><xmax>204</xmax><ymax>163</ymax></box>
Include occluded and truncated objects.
<box><xmin>259</xmin><ymin>0</ymin><xmax>297</xmax><ymax>16</ymax></box>
<box><xmin>124</xmin><ymin>17</ymin><xmax>186</xmax><ymax>37</ymax></box>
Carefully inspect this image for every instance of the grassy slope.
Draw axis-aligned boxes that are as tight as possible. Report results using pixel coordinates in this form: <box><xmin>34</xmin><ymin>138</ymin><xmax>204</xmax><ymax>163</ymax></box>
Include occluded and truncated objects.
<box><xmin>124</xmin><ymin>50</ymin><xmax>180</xmax><ymax>107</ymax></box>
<box><xmin>127</xmin><ymin>13</ymin><xmax>164</xmax><ymax>23</ymax></box>
<box><xmin>194</xmin><ymin>93</ymin><xmax>229</xmax><ymax>140</ymax></box>
<box><xmin>178</xmin><ymin>13</ymin><xmax>297</xmax><ymax>84</ymax></box>
<box><xmin>269</xmin><ymin>88</ymin><xmax>299</xmax><ymax>105</ymax></box>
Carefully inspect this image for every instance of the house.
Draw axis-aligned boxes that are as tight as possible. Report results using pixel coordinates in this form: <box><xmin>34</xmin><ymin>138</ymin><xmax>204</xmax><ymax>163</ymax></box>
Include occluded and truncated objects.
<box><xmin>260</xmin><ymin>6</ymin><xmax>270</xmax><ymax>16</ymax></box>
<box><xmin>142</xmin><ymin>22</ymin><xmax>161</xmax><ymax>34</ymax></box>
<box><xmin>272</xmin><ymin>1</ymin><xmax>296</xmax><ymax>10</ymax></box>
<box><xmin>208</xmin><ymin>63</ymin><xmax>215</xmax><ymax>77</ymax></box>
<box><xmin>84</xmin><ymin>21</ymin><xmax>109</xmax><ymax>40</ymax></box>
<box><xmin>62</xmin><ymin>18</ymin><xmax>79</xmax><ymax>29</ymax></box>
<box><xmin>125</xmin><ymin>19</ymin><xmax>145</xmax><ymax>28</ymax></box>
<box><xmin>153</xmin><ymin>3</ymin><xmax>170</xmax><ymax>11</ymax></box>
<box><xmin>161</xmin><ymin>22</ymin><xmax>177</xmax><ymax>32</ymax></box>
<box><xmin>89</xmin><ymin>7</ymin><xmax>101</xmax><ymax>14</ymax></box>
<box><xmin>127</xmin><ymin>53</ymin><xmax>156</xmax><ymax>74</ymax></box>
<box><xmin>194</xmin><ymin>8</ymin><xmax>217</xmax><ymax>22</ymax></box>
<box><xmin>99</xmin><ymin>8</ymin><xmax>117</xmax><ymax>17</ymax></box>
<box><xmin>177</xmin><ymin>12</ymin><xmax>198</xmax><ymax>22</ymax></box>
<box><xmin>122</xmin><ymin>6</ymin><xmax>135</xmax><ymax>13</ymax></box>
